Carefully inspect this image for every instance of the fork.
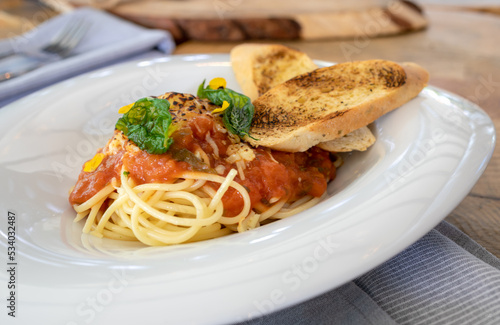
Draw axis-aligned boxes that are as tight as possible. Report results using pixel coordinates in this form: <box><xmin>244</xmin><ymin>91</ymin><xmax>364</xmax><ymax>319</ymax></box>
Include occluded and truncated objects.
<box><xmin>0</xmin><ymin>18</ymin><xmax>90</xmax><ymax>82</ymax></box>
<box><xmin>39</xmin><ymin>18</ymin><xmax>90</xmax><ymax>57</ymax></box>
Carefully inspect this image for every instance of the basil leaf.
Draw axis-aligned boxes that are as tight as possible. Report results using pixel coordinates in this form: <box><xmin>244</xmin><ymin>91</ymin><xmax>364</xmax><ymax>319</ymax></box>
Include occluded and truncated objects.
<box><xmin>197</xmin><ymin>80</ymin><xmax>255</xmax><ymax>139</ymax></box>
<box><xmin>115</xmin><ymin>97</ymin><xmax>174</xmax><ymax>154</ymax></box>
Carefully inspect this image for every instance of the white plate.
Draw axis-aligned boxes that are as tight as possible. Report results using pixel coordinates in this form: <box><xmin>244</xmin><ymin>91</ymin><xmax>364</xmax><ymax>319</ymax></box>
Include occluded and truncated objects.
<box><xmin>0</xmin><ymin>55</ymin><xmax>495</xmax><ymax>325</ymax></box>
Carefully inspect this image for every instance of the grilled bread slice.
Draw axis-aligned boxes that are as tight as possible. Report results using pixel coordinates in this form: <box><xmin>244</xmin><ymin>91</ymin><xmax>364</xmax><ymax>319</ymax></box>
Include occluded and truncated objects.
<box><xmin>230</xmin><ymin>43</ymin><xmax>318</xmax><ymax>102</ymax></box>
<box><xmin>316</xmin><ymin>126</ymin><xmax>375</xmax><ymax>152</ymax></box>
<box><xmin>231</xmin><ymin>43</ymin><xmax>377</xmax><ymax>152</ymax></box>
<box><xmin>245</xmin><ymin>60</ymin><xmax>429</xmax><ymax>152</ymax></box>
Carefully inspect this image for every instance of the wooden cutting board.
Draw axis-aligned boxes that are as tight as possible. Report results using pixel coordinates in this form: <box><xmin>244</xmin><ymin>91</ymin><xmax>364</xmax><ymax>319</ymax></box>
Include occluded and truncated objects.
<box><xmin>100</xmin><ymin>0</ymin><xmax>427</xmax><ymax>42</ymax></box>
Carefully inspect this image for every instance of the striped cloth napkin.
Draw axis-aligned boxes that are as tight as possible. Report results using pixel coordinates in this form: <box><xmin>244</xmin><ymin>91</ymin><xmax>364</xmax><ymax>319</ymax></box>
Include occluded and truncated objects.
<box><xmin>241</xmin><ymin>221</ymin><xmax>500</xmax><ymax>324</ymax></box>
<box><xmin>0</xmin><ymin>7</ymin><xmax>175</xmax><ymax>107</ymax></box>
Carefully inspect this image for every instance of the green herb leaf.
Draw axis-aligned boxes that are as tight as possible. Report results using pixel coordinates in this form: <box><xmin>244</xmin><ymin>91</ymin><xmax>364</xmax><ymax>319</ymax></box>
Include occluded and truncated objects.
<box><xmin>115</xmin><ymin>97</ymin><xmax>174</xmax><ymax>154</ymax></box>
<box><xmin>197</xmin><ymin>80</ymin><xmax>256</xmax><ymax>139</ymax></box>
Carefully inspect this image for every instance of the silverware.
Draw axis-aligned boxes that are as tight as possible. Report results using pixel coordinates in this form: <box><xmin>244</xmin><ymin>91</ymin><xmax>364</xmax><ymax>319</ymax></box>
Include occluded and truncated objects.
<box><xmin>0</xmin><ymin>18</ymin><xmax>90</xmax><ymax>82</ymax></box>
<box><xmin>39</xmin><ymin>19</ymin><xmax>90</xmax><ymax>57</ymax></box>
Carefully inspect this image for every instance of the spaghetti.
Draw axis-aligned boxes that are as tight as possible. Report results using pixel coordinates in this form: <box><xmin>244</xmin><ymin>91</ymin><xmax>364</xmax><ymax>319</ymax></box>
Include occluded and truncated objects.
<box><xmin>69</xmin><ymin>91</ymin><xmax>339</xmax><ymax>246</ymax></box>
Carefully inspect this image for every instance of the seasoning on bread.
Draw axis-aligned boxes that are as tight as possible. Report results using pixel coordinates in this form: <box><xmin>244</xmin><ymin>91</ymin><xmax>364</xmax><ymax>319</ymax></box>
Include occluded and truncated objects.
<box><xmin>230</xmin><ymin>43</ymin><xmax>317</xmax><ymax>102</ymax></box>
<box><xmin>245</xmin><ymin>59</ymin><xmax>429</xmax><ymax>152</ymax></box>
<box><xmin>231</xmin><ymin>43</ymin><xmax>379</xmax><ymax>152</ymax></box>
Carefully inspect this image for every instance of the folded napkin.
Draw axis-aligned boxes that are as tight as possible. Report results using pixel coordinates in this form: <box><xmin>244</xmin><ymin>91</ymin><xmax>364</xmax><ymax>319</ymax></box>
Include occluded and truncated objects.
<box><xmin>241</xmin><ymin>221</ymin><xmax>500</xmax><ymax>325</ymax></box>
<box><xmin>0</xmin><ymin>7</ymin><xmax>175</xmax><ymax>107</ymax></box>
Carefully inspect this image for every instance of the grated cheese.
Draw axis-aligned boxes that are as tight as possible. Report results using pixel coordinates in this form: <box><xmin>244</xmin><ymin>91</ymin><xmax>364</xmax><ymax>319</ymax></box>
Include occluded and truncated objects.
<box><xmin>215</xmin><ymin>165</ymin><xmax>226</xmax><ymax>175</ymax></box>
<box><xmin>236</xmin><ymin>160</ymin><xmax>246</xmax><ymax>180</ymax></box>
<box><xmin>225</xmin><ymin>143</ymin><xmax>256</xmax><ymax>164</ymax></box>
<box><xmin>205</xmin><ymin>133</ymin><xmax>219</xmax><ymax>158</ymax></box>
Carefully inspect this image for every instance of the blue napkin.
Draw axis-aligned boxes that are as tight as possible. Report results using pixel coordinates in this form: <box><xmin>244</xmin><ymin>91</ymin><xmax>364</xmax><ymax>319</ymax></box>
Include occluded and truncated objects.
<box><xmin>0</xmin><ymin>7</ymin><xmax>175</xmax><ymax>107</ymax></box>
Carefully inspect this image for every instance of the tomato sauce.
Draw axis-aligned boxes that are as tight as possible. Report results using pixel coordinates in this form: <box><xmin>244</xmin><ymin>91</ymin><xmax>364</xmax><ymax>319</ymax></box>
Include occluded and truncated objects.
<box><xmin>69</xmin><ymin>115</ymin><xmax>337</xmax><ymax>217</ymax></box>
<box><xmin>220</xmin><ymin>147</ymin><xmax>336</xmax><ymax>217</ymax></box>
<box><xmin>69</xmin><ymin>151</ymin><xmax>124</xmax><ymax>205</ymax></box>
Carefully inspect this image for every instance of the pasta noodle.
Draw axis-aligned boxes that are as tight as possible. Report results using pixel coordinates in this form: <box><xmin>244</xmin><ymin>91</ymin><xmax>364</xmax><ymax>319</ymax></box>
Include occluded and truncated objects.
<box><xmin>73</xmin><ymin>168</ymin><xmax>247</xmax><ymax>245</ymax></box>
<box><xmin>69</xmin><ymin>92</ymin><xmax>338</xmax><ymax>246</ymax></box>
<box><xmin>71</xmin><ymin>164</ymin><xmax>324</xmax><ymax>245</ymax></box>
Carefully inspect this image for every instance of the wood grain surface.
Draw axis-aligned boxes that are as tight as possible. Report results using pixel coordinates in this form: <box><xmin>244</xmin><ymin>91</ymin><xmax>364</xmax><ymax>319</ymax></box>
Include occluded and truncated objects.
<box><xmin>1</xmin><ymin>1</ymin><xmax>499</xmax><ymax>256</ymax></box>
<box><xmin>107</xmin><ymin>0</ymin><xmax>427</xmax><ymax>42</ymax></box>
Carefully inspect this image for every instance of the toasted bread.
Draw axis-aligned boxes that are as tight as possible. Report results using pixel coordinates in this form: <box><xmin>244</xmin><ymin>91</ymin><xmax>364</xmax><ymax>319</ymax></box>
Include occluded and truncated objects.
<box><xmin>230</xmin><ymin>43</ymin><xmax>318</xmax><ymax>102</ymax></box>
<box><xmin>317</xmin><ymin>126</ymin><xmax>375</xmax><ymax>152</ymax></box>
<box><xmin>246</xmin><ymin>60</ymin><xmax>429</xmax><ymax>152</ymax></box>
<box><xmin>231</xmin><ymin>43</ymin><xmax>378</xmax><ymax>152</ymax></box>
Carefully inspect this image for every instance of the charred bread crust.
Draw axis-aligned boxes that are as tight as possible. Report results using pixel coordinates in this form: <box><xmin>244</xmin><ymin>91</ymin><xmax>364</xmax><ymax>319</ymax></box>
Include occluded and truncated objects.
<box><xmin>246</xmin><ymin>60</ymin><xmax>429</xmax><ymax>152</ymax></box>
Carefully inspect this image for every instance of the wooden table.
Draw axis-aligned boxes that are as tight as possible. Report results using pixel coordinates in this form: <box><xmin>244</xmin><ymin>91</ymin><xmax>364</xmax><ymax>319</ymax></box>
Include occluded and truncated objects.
<box><xmin>2</xmin><ymin>1</ymin><xmax>499</xmax><ymax>256</ymax></box>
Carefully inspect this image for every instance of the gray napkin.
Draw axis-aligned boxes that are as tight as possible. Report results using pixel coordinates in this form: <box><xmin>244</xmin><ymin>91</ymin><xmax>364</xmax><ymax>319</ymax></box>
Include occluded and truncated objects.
<box><xmin>0</xmin><ymin>7</ymin><xmax>175</xmax><ymax>107</ymax></box>
<box><xmin>241</xmin><ymin>221</ymin><xmax>500</xmax><ymax>324</ymax></box>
